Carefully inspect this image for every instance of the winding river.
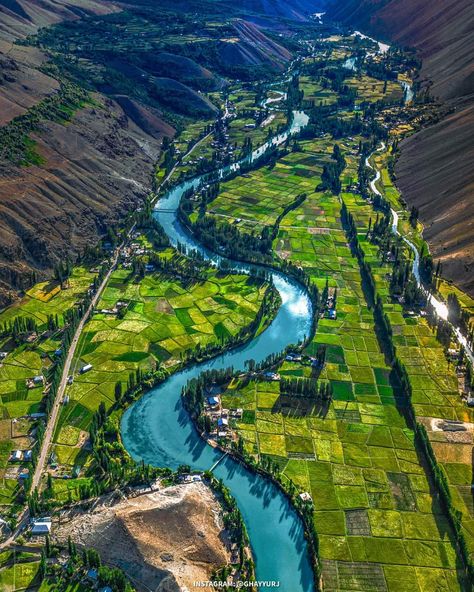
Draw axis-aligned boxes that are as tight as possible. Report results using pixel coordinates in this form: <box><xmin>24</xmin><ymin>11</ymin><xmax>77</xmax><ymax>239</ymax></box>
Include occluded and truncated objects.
<box><xmin>122</xmin><ymin>111</ymin><xmax>317</xmax><ymax>591</ymax></box>
<box><xmin>120</xmin><ymin>38</ymin><xmax>465</xmax><ymax>589</ymax></box>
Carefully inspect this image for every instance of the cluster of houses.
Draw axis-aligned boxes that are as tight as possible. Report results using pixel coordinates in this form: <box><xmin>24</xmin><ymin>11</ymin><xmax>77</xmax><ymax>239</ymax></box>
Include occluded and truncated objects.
<box><xmin>26</xmin><ymin>374</ymin><xmax>45</xmax><ymax>389</ymax></box>
<box><xmin>262</xmin><ymin>371</ymin><xmax>281</xmax><ymax>381</ymax></box>
<box><xmin>326</xmin><ymin>292</ymin><xmax>337</xmax><ymax>320</ymax></box>
<box><xmin>205</xmin><ymin>393</ymin><xmax>243</xmax><ymax>440</ymax></box>
<box><xmin>120</xmin><ymin>239</ymin><xmax>150</xmax><ymax>268</ymax></box>
<box><xmin>178</xmin><ymin>473</ymin><xmax>202</xmax><ymax>484</ymax></box>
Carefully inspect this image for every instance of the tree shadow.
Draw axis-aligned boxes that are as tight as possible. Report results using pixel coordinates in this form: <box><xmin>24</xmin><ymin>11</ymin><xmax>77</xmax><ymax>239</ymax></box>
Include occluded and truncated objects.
<box><xmin>271</xmin><ymin>393</ymin><xmax>331</xmax><ymax>418</ymax></box>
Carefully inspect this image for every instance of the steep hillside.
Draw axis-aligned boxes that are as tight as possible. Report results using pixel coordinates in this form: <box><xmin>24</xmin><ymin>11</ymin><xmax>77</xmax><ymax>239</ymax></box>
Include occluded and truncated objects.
<box><xmin>0</xmin><ymin>4</ymin><xmax>173</xmax><ymax>305</ymax></box>
<box><xmin>0</xmin><ymin>0</ymin><xmax>317</xmax><ymax>303</ymax></box>
<box><xmin>327</xmin><ymin>0</ymin><xmax>474</xmax><ymax>293</ymax></box>
<box><xmin>218</xmin><ymin>20</ymin><xmax>292</xmax><ymax>72</ymax></box>
<box><xmin>236</xmin><ymin>0</ymin><xmax>323</xmax><ymax>22</ymax></box>
<box><xmin>395</xmin><ymin>102</ymin><xmax>474</xmax><ymax>296</ymax></box>
<box><xmin>145</xmin><ymin>53</ymin><xmax>224</xmax><ymax>91</ymax></box>
<box><xmin>0</xmin><ymin>0</ymin><xmax>116</xmax><ymax>41</ymax></box>
<box><xmin>328</xmin><ymin>0</ymin><xmax>473</xmax><ymax>100</ymax></box>
<box><xmin>0</xmin><ymin>89</ymin><xmax>169</xmax><ymax>301</ymax></box>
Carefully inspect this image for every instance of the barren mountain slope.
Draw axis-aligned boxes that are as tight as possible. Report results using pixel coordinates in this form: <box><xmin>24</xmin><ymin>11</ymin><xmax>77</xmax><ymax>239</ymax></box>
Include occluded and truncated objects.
<box><xmin>0</xmin><ymin>2</ymin><xmax>174</xmax><ymax>305</ymax></box>
<box><xmin>328</xmin><ymin>0</ymin><xmax>474</xmax><ymax>294</ymax></box>
<box><xmin>395</xmin><ymin>101</ymin><xmax>474</xmax><ymax>296</ymax></box>
<box><xmin>219</xmin><ymin>20</ymin><xmax>292</xmax><ymax>71</ymax></box>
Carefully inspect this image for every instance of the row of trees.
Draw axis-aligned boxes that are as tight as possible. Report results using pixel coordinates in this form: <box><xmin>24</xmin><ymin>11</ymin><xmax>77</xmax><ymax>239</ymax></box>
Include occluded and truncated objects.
<box><xmin>0</xmin><ymin>316</ymin><xmax>38</xmax><ymax>343</ymax></box>
<box><xmin>318</xmin><ymin>144</ymin><xmax>346</xmax><ymax>194</ymax></box>
<box><xmin>341</xmin><ymin>195</ymin><xmax>474</xmax><ymax>586</ymax></box>
<box><xmin>280</xmin><ymin>377</ymin><xmax>333</xmax><ymax>401</ymax></box>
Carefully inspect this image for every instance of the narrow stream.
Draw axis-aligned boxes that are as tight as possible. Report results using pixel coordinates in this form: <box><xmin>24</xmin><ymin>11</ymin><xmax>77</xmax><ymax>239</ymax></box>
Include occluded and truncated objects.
<box><xmin>121</xmin><ymin>112</ymin><xmax>316</xmax><ymax>591</ymax></box>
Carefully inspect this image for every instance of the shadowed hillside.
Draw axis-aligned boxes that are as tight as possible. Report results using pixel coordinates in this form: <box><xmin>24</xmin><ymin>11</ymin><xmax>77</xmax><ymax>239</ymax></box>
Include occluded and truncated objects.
<box><xmin>0</xmin><ymin>0</ymin><xmax>318</xmax><ymax>304</ymax></box>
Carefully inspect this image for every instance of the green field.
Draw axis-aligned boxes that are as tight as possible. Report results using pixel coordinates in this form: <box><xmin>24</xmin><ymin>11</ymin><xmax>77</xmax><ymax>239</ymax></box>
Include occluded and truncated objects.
<box><xmin>0</xmin><ymin>551</ymin><xmax>41</xmax><ymax>592</ymax></box>
<box><xmin>0</xmin><ymin>268</ymin><xmax>95</xmax><ymax>505</ymax></box>
<box><xmin>52</xmin><ymin>264</ymin><xmax>268</xmax><ymax>473</ymax></box>
<box><xmin>206</xmin><ymin>137</ymin><xmax>335</xmax><ymax>234</ymax></box>
<box><xmin>207</xmin><ymin>131</ymin><xmax>468</xmax><ymax>588</ymax></box>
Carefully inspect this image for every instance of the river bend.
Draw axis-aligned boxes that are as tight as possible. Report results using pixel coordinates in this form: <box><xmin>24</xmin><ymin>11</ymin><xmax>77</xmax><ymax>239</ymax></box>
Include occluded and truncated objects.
<box><xmin>122</xmin><ymin>113</ymin><xmax>316</xmax><ymax>592</ymax></box>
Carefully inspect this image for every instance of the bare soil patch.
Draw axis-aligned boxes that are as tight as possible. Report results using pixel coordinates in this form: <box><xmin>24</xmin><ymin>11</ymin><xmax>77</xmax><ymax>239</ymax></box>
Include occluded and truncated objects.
<box><xmin>55</xmin><ymin>482</ymin><xmax>230</xmax><ymax>592</ymax></box>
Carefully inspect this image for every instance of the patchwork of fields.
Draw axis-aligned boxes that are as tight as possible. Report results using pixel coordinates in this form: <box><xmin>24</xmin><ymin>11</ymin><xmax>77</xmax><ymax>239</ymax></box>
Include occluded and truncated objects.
<box><xmin>52</xmin><ymin>266</ymin><xmax>268</xmax><ymax>475</ymax></box>
<box><xmin>210</xmin><ymin>136</ymin><xmax>469</xmax><ymax>589</ymax></box>
<box><xmin>0</xmin><ymin>268</ymin><xmax>94</xmax><ymax>505</ymax></box>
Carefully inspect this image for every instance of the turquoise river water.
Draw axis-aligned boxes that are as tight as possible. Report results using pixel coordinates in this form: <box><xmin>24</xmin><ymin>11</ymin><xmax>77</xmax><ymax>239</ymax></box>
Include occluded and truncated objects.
<box><xmin>121</xmin><ymin>111</ymin><xmax>316</xmax><ymax>591</ymax></box>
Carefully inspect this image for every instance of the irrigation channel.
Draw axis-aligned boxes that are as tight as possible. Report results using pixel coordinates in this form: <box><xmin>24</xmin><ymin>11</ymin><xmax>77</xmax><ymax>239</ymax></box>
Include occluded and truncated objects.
<box><xmin>122</xmin><ymin>110</ymin><xmax>317</xmax><ymax>592</ymax></box>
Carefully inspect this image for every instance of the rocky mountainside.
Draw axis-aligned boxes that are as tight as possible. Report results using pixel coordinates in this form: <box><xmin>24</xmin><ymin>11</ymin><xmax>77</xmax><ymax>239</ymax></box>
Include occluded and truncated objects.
<box><xmin>328</xmin><ymin>0</ymin><xmax>474</xmax><ymax>294</ymax></box>
<box><xmin>0</xmin><ymin>0</ymin><xmax>315</xmax><ymax>305</ymax></box>
<box><xmin>0</xmin><ymin>0</ymin><xmax>175</xmax><ymax>305</ymax></box>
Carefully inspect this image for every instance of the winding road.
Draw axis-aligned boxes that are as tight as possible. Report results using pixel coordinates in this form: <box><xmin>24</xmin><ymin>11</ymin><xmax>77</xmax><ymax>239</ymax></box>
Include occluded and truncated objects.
<box><xmin>366</xmin><ymin>144</ymin><xmax>474</xmax><ymax>365</ymax></box>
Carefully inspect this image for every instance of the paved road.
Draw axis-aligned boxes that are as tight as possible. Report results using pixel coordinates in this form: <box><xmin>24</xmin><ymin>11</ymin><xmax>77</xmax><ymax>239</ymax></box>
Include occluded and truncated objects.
<box><xmin>159</xmin><ymin>130</ymin><xmax>213</xmax><ymax>192</ymax></box>
<box><xmin>1</xmin><ymin>104</ymin><xmax>236</xmax><ymax>549</ymax></box>
<box><xmin>30</xmin><ymin>244</ymin><xmax>123</xmax><ymax>493</ymax></box>
<box><xmin>367</xmin><ymin>144</ymin><xmax>474</xmax><ymax>365</ymax></box>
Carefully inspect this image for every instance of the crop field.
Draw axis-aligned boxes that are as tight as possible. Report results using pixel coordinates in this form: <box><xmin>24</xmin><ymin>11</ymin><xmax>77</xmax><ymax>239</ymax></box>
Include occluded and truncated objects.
<box><xmin>0</xmin><ymin>551</ymin><xmax>41</xmax><ymax>591</ymax></box>
<box><xmin>52</xmin><ymin>266</ymin><xmax>268</xmax><ymax>471</ymax></box>
<box><xmin>207</xmin><ymin>137</ymin><xmax>337</xmax><ymax>233</ymax></box>
<box><xmin>0</xmin><ymin>550</ymin><xmax>86</xmax><ymax>591</ymax></box>
<box><xmin>0</xmin><ymin>267</ymin><xmax>94</xmax><ymax>418</ymax></box>
<box><xmin>209</xmin><ymin>134</ymin><xmax>465</xmax><ymax>589</ymax></box>
<box><xmin>346</xmin><ymin>76</ymin><xmax>403</xmax><ymax>105</ymax></box>
<box><xmin>300</xmin><ymin>76</ymin><xmax>338</xmax><ymax>107</ymax></box>
<box><xmin>165</xmin><ymin>85</ymin><xmax>288</xmax><ymax>184</ymax></box>
<box><xmin>0</xmin><ymin>268</ymin><xmax>94</xmax><ymax>330</ymax></box>
<box><xmin>345</xmin><ymin>157</ymin><xmax>474</xmax><ymax>560</ymax></box>
<box><xmin>0</xmin><ymin>268</ymin><xmax>94</xmax><ymax>504</ymax></box>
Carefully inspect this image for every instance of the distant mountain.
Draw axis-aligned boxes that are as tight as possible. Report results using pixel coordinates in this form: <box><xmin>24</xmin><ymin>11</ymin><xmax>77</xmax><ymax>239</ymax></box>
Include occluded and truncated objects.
<box><xmin>327</xmin><ymin>0</ymin><xmax>474</xmax><ymax>294</ymax></box>
<box><xmin>218</xmin><ymin>20</ymin><xmax>292</xmax><ymax>72</ymax></box>
<box><xmin>234</xmin><ymin>0</ymin><xmax>324</xmax><ymax>21</ymax></box>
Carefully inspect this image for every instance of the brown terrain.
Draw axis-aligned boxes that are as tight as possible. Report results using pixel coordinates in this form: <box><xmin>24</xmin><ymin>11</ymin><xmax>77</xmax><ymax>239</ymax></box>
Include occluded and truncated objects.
<box><xmin>0</xmin><ymin>0</ymin><xmax>304</xmax><ymax>305</ymax></box>
<box><xmin>328</xmin><ymin>0</ymin><xmax>474</xmax><ymax>295</ymax></box>
<box><xmin>0</xmin><ymin>0</ymin><xmax>175</xmax><ymax>305</ymax></box>
<box><xmin>54</xmin><ymin>482</ymin><xmax>231</xmax><ymax>592</ymax></box>
<box><xmin>219</xmin><ymin>20</ymin><xmax>292</xmax><ymax>71</ymax></box>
